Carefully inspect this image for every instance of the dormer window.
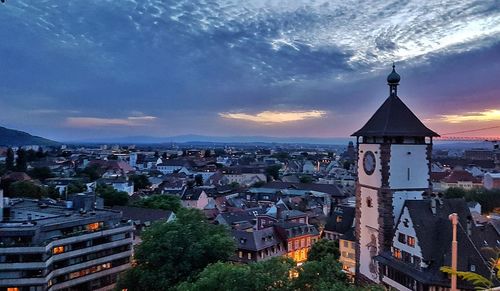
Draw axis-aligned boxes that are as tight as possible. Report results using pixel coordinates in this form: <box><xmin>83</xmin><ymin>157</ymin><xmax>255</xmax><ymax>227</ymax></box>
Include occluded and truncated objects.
<box><xmin>398</xmin><ymin>233</ymin><xmax>406</xmax><ymax>244</ymax></box>
<box><xmin>407</xmin><ymin>236</ymin><xmax>415</xmax><ymax>247</ymax></box>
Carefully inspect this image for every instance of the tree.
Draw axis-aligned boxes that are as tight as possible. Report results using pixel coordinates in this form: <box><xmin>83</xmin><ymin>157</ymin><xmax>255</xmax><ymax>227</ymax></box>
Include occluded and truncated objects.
<box><xmin>67</xmin><ymin>181</ymin><xmax>87</xmax><ymax>194</ymax></box>
<box><xmin>443</xmin><ymin>187</ymin><xmax>466</xmax><ymax>199</ymax></box>
<box><xmin>78</xmin><ymin>164</ymin><xmax>105</xmax><ymax>181</ymax></box>
<box><xmin>177</xmin><ymin>255</ymin><xmax>381</xmax><ymax>291</ymax></box>
<box><xmin>130</xmin><ymin>174</ymin><xmax>151</xmax><ymax>191</ymax></box>
<box><xmin>5</xmin><ymin>147</ymin><xmax>14</xmax><ymax>171</ymax></box>
<box><xmin>15</xmin><ymin>148</ymin><xmax>27</xmax><ymax>172</ymax></box>
<box><xmin>131</xmin><ymin>195</ymin><xmax>182</xmax><ymax>212</ymax></box>
<box><xmin>195</xmin><ymin>174</ymin><xmax>203</xmax><ymax>186</ymax></box>
<box><xmin>204</xmin><ymin>149</ymin><xmax>212</xmax><ymax>158</ymax></box>
<box><xmin>465</xmin><ymin>188</ymin><xmax>500</xmax><ymax>214</ymax></box>
<box><xmin>116</xmin><ymin>208</ymin><xmax>235</xmax><ymax>291</ymax></box>
<box><xmin>8</xmin><ymin>181</ymin><xmax>46</xmax><ymax>199</ymax></box>
<box><xmin>307</xmin><ymin>239</ymin><xmax>340</xmax><ymax>262</ymax></box>
<box><xmin>177</xmin><ymin>257</ymin><xmax>295</xmax><ymax>291</ymax></box>
<box><xmin>266</xmin><ymin>165</ymin><xmax>282</xmax><ymax>181</ymax></box>
<box><xmin>29</xmin><ymin>167</ymin><xmax>54</xmax><ymax>181</ymax></box>
<box><xmin>95</xmin><ymin>184</ymin><xmax>128</xmax><ymax>207</ymax></box>
<box><xmin>46</xmin><ymin>185</ymin><xmax>61</xmax><ymax>200</ymax></box>
<box><xmin>299</xmin><ymin>175</ymin><xmax>313</xmax><ymax>184</ymax></box>
<box><xmin>292</xmin><ymin>255</ymin><xmax>349</xmax><ymax>291</ymax></box>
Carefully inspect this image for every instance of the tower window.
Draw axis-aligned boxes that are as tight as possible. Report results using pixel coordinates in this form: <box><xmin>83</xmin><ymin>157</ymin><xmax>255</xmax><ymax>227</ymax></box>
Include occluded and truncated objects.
<box><xmin>366</xmin><ymin>197</ymin><xmax>373</xmax><ymax>208</ymax></box>
<box><xmin>407</xmin><ymin>168</ymin><xmax>411</xmax><ymax>180</ymax></box>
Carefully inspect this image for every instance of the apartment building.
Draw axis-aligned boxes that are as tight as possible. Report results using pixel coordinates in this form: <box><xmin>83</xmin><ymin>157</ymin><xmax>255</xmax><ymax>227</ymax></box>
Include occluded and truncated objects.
<box><xmin>0</xmin><ymin>193</ymin><xmax>133</xmax><ymax>291</ymax></box>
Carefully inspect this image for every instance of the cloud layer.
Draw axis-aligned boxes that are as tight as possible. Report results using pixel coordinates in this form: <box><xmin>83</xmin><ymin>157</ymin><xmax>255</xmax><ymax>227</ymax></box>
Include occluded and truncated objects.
<box><xmin>0</xmin><ymin>0</ymin><xmax>499</xmax><ymax>140</ymax></box>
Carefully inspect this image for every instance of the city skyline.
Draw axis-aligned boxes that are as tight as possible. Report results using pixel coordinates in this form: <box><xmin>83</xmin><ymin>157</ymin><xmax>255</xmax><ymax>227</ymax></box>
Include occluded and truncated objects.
<box><xmin>0</xmin><ymin>0</ymin><xmax>499</xmax><ymax>141</ymax></box>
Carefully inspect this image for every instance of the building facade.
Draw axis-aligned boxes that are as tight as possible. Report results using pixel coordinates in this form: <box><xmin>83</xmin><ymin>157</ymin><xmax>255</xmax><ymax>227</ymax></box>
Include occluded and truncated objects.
<box><xmin>0</xmin><ymin>196</ymin><xmax>133</xmax><ymax>291</ymax></box>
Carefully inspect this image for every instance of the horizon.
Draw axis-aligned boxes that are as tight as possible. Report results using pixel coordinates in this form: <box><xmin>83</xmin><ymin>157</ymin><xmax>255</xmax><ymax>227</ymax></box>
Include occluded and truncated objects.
<box><xmin>0</xmin><ymin>1</ymin><xmax>499</xmax><ymax>141</ymax></box>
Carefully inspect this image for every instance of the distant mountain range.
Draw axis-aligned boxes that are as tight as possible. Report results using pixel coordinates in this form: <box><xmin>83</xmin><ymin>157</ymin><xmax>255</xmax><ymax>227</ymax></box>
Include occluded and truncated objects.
<box><xmin>67</xmin><ymin>135</ymin><xmax>355</xmax><ymax>145</ymax></box>
<box><xmin>0</xmin><ymin>126</ymin><xmax>59</xmax><ymax>147</ymax></box>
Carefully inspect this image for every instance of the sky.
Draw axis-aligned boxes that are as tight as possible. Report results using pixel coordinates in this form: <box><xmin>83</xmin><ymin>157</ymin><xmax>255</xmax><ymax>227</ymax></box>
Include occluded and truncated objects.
<box><xmin>0</xmin><ymin>0</ymin><xmax>499</xmax><ymax>142</ymax></box>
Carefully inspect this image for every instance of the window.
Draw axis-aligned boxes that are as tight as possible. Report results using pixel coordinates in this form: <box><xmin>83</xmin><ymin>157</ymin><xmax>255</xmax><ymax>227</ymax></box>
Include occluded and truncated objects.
<box><xmin>402</xmin><ymin>251</ymin><xmax>412</xmax><ymax>263</ymax></box>
<box><xmin>336</xmin><ymin>215</ymin><xmax>343</xmax><ymax>223</ymax></box>
<box><xmin>53</xmin><ymin>246</ymin><xmax>65</xmax><ymax>255</ymax></box>
<box><xmin>398</xmin><ymin>233</ymin><xmax>406</xmax><ymax>244</ymax></box>
<box><xmin>238</xmin><ymin>251</ymin><xmax>243</xmax><ymax>258</ymax></box>
<box><xmin>294</xmin><ymin>240</ymin><xmax>299</xmax><ymax>249</ymax></box>
<box><xmin>407</xmin><ymin>236</ymin><xmax>415</xmax><ymax>247</ymax></box>
<box><xmin>366</xmin><ymin>197</ymin><xmax>373</xmax><ymax>208</ymax></box>
<box><xmin>86</xmin><ymin>222</ymin><xmax>102</xmax><ymax>232</ymax></box>
<box><xmin>247</xmin><ymin>253</ymin><xmax>252</xmax><ymax>260</ymax></box>
<box><xmin>7</xmin><ymin>288</ymin><xmax>19</xmax><ymax>291</ymax></box>
<box><xmin>393</xmin><ymin>248</ymin><xmax>402</xmax><ymax>259</ymax></box>
<box><xmin>343</xmin><ymin>240</ymin><xmax>349</xmax><ymax>248</ymax></box>
<box><xmin>306</xmin><ymin>237</ymin><xmax>311</xmax><ymax>247</ymax></box>
<box><xmin>288</xmin><ymin>242</ymin><xmax>293</xmax><ymax>250</ymax></box>
<box><xmin>301</xmin><ymin>238</ymin><xmax>305</xmax><ymax>248</ymax></box>
<box><xmin>403</xmin><ymin>218</ymin><xmax>410</xmax><ymax>228</ymax></box>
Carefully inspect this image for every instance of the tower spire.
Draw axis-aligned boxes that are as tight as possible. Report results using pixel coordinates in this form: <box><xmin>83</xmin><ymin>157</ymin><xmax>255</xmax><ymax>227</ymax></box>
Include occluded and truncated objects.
<box><xmin>387</xmin><ymin>63</ymin><xmax>400</xmax><ymax>96</ymax></box>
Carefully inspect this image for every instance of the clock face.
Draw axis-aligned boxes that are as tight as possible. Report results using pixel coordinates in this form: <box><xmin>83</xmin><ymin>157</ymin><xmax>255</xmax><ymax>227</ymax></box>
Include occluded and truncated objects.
<box><xmin>363</xmin><ymin>151</ymin><xmax>376</xmax><ymax>175</ymax></box>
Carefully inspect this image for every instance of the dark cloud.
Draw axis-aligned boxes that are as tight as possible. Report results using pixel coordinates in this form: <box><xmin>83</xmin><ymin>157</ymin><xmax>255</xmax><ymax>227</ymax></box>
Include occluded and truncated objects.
<box><xmin>0</xmin><ymin>0</ymin><xmax>498</xmax><ymax>140</ymax></box>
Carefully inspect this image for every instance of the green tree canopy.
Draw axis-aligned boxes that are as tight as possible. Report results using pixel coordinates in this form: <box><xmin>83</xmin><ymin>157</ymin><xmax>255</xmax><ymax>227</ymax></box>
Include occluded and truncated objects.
<box><xmin>443</xmin><ymin>187</ymin><xmax>467</xmax><ymax>199</ymax></box>
<box><xmin>307</xmin><ymin>239</ymin><xmax>340</xmax><ymax>262</ymax></box>
<box><xmin>5</xmin><ymin>147</ymin><xmax>14</xmax><ymax>171</ymax></box>
<box><xmin>67</xmin><ymin>180</ymin><xmax>87</xmax><ymax>195</ymax></box>
<box><xmin>266</xmin><ymin>164</ymin><xmax>282</xmax><ymax>180</ymax></box>
<box><xmin>8</xmin><ymin>181</ymin><xmax>46</xmax><ymax>199</ymax></box>
<box><xmin>116</xmin><ymin>208</ymin><xmax>235</xmax><ymax>291</ymax></box>
<box><xmin>29</xmin><ymin>167</ymin><xmax>54</xmax><ymax>181</ymax></box>
<box><xmin>195</xmin><ymin>174</ymin><xmax>203</xmax><ymax>186</ymax></box>
<box><xmin>77</xmin><ymin>164</ymin><xmax>105</xmax><ymax>181</ymax></box>
<box><xmin>130</xmin><ymin>174</ymin><xmax>151</xmax><ymax>191</ymax></box>
<box><xmin>177</xmin><ymin>257</ymin><xmax>294</xmax><ymax>291</ymax></box>
<box><xmin>131</xmin><ymin>194</ymin><xmax>182</xmax><ymax>212</ymax></box>
<box><xmin>15</xmin><ymin>148</ymin><xmax>27</xmax><ymax>172</ymax></box>
<box><xmin>95</xmin><ymin>184</ymin><xmax>128</xmax><ymax>207</ymax></box>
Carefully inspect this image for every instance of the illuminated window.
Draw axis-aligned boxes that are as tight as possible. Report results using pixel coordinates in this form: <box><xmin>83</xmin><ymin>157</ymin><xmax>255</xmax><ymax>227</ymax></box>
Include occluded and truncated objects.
<box><xmin>301</xmin><ymin>238</ymin><xmax>305</xmax><ymax>248</ymax></box>
<box><xmin>306</xmin><ymin>237</ymin><xmax>311</xmax><ymax>247</ymax></box>
<box><xmin>86</xmin><ymin>222</ymin><xmax>102</xmax><ymax>231</ymax></box>
<box><xmin>294</xmin><ymin>240</ymin><xmax>299</xmax><ymax>249</ymax></box>
<box><xmin>288</xmin><ymin>242</ymin><xmax>292</xmax><ymax>250</ymax></box>
<box><xmin>7</xmin><ymin>288</ymin><xmax>19</xmax><ymax>291</ymax></box>
<box><xmin>53</xmin><ymin>246</ymin><xmax>64</xmax><ymax>255</ymax></box>
<box><xmin>247</xmin><ymin>253</ymin><xmax>252</xmax><ymax>260</ymax></box>
<box><xmin>238</xmin><ymin>251</ymin><xmax>243</xmax><ymax>258</ymax></box>
<box><xmin>393</xmin><ymin>248</ymin><xmax>402</xmax><ymax>260</ymax></box>
<box><xmin>407</xmin><ymin>236</ymin><xmax>415</xmax><ymax>247</ymax></box>
<box><xmin>336</xmin><ymin>215</ymin><xmax>343</xmax><ymax>223</ymax></box>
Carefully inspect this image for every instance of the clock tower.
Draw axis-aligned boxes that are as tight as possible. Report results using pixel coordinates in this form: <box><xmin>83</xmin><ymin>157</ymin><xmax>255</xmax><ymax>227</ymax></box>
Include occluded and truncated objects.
<box><xmin>352</xmin><ymin>65</ymin><xmax>439</xmax><ymax>283</ymax></box>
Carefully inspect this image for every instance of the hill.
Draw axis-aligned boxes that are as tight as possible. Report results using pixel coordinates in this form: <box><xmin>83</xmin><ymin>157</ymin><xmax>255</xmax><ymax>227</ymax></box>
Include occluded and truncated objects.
<box><xmin>0</xmin><ymin>126</ymin><xmax>59</xmax><ymax>147</ymax></box>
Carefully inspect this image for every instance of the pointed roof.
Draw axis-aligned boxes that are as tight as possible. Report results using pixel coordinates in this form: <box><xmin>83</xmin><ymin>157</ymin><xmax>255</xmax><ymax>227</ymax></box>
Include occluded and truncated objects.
<box><xmin>352</xmin><ymin>65</ymin><xmax>438</xmax><ymax>137</ymax></box>
<box><xmin>352</xmin><ymin>95</ymin><xmax>439</xmax><ymax>137</ymax></box>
